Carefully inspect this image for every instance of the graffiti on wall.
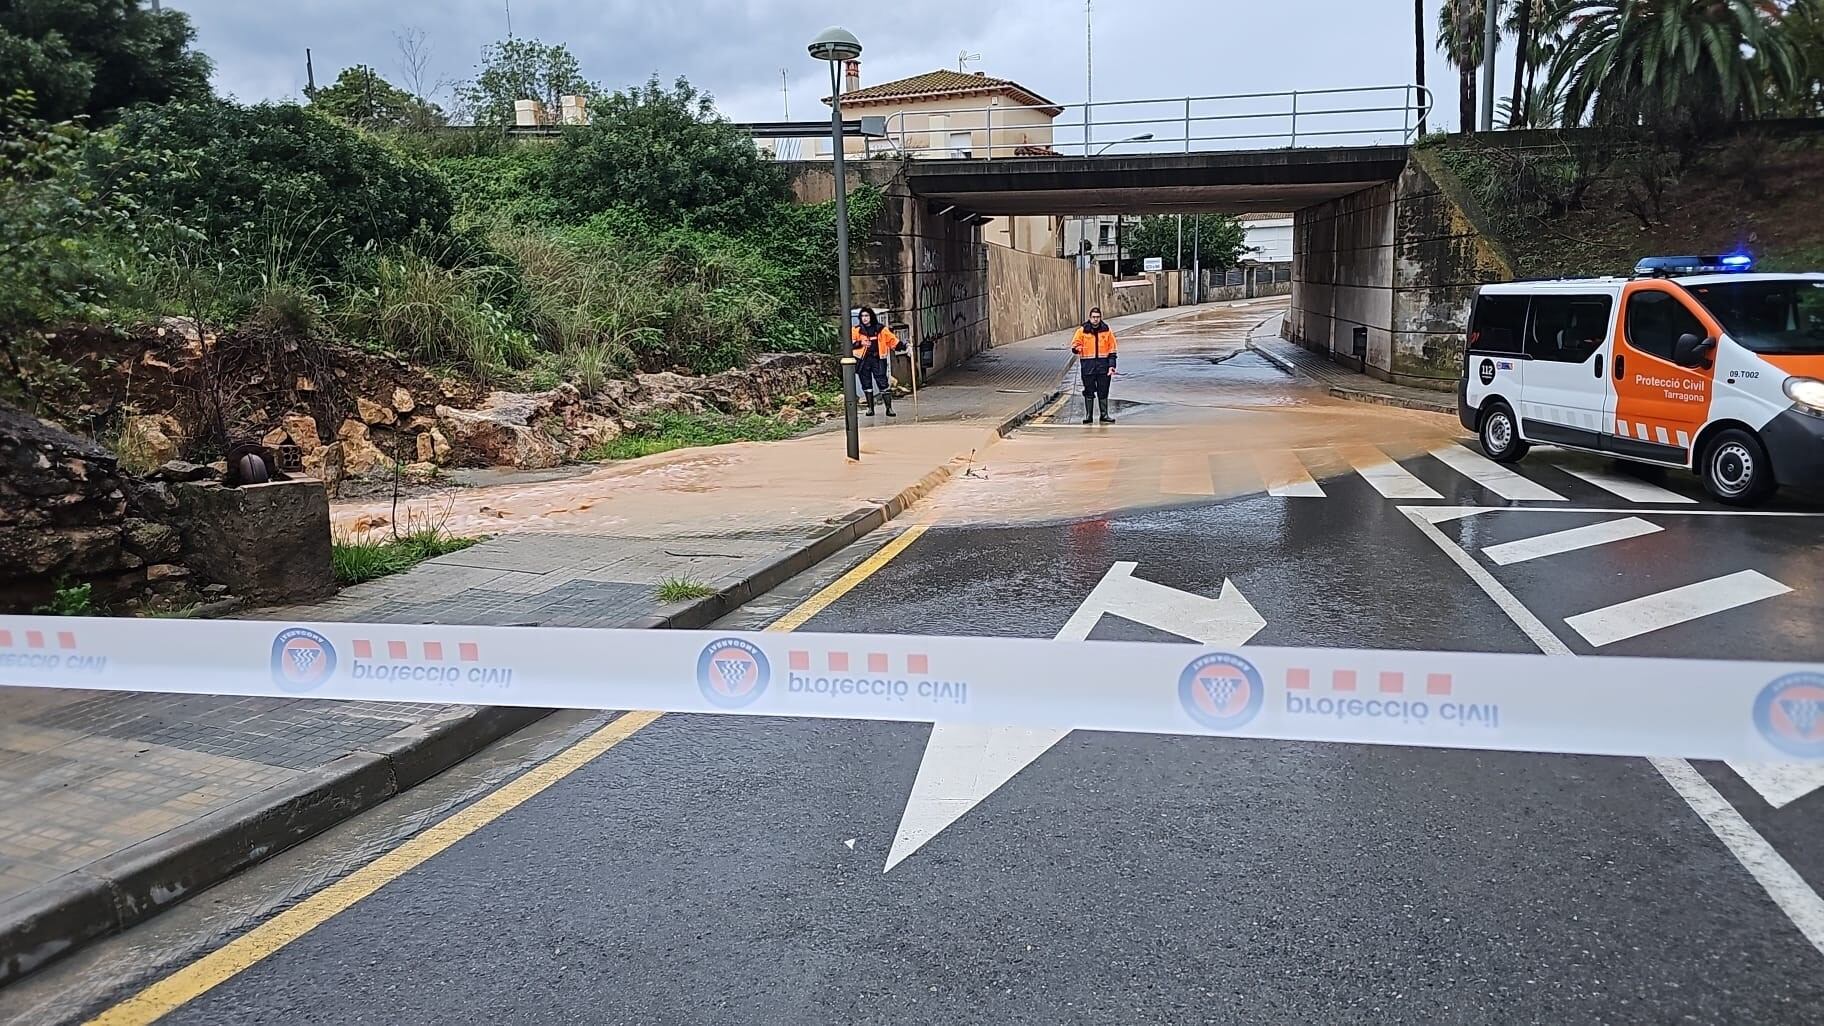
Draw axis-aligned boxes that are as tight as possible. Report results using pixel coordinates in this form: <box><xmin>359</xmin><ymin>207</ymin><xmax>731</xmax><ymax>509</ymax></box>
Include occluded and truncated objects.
<box><xmin>911</xmin><ymin>237</ymin><xmax>988</xmax><ymax>375</ymax></box>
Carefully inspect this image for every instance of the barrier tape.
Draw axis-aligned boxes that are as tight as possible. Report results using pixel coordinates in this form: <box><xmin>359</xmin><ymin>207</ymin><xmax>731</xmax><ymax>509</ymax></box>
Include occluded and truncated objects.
<box><xmin>1</xmin><ymin>614</ymin><xmax>1821</xmax><ymax>762</ymax></box>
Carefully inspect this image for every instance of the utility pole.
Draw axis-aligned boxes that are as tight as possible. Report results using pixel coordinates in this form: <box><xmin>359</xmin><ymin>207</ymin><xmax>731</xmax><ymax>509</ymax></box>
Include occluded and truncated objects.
<box><xmin>1193</xmin><ymin>215</ymin><xmax>1202</xmax><ymax>305</ymax></box>
<box><xmin>505</xmin><ymin>0</ymin><xmax>513</xmax><ymax>38</ymax></box>
<box><xmin>1414</xmin><ymin>0</ymin><xmax>1427</xmax><ymax>136</ymax></box>
<box><xmin>304</xmin><ymin>48</ymin><xmax>316</xmax><ymax>97</ymax></box>
<box><xmin>1084</xmin><ymin>0</ymin><xmax>1094</xmax><ymax>156</ymax></box>
<box><xmin>1479</xmin><ymin>0</ymin><xmax>1499</xmax><ymax>131</ymax></box>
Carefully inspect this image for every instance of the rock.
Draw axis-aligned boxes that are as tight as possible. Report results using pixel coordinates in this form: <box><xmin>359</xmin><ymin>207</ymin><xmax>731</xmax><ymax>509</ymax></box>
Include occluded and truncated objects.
<box><xmin>119</xmin><ymin>551</ymin><xmax>143</xmax><ymax>569</ymax></box>
<box><xmin>403</xmin><ymin>461</ymin><xmax>439</xmax><ymax>480</ymax></box>
<box><xmin>261</xmin><ymin>427</ymin><xmax>289</xmax><ymax>448</ymax></box>
<box><xmin>357</xmin><ymin>396</ymin><xmax>397</xmax><ymax>426</ymax></box>
<box><xmin>206</xmin><ymin>460</ymin><xmax>228</xmax><ymax>476</ymax></box>
<box><xmin>296</xmin><ymin>375</ymin><xmax>317</xmax><ymax>392</ymax></box>
<box><xmin>392</xmin><ymin>387</ymin><xmax>416</xmax><ymax>414</ymax></box>
<box><xmin>282</xmin><ymin>414</ymin><xmax>323</xmax><ymax>455</ymax></box>
<box><xmin>777</xmin><ymin>406</ymin><xmax>808</xmax><ymax>427</ymax></box>
<box><xmin>125</xmin><ymin>479</ymin><xmax>179</xmax><ymax>517</ymax></box>
<box><xmin>427</xmin><ymin>427</ymin><xmax>452</xmax><ymax>465</ymax></box>
<box><xmin>337</xmin><ymin>419</ymin><xmax>369</xmax><ymax>444</ymax></box>
<box><xmin>341</xmin><ymin>437</ymin><xmax>394</xmax><ymax>477</ymax></box>
<box><xmin>145</xmin><ymin>563</ymin><xmax>189</xmax><ymax>583</ymax></box>
<box><xmin>149</xmin><ymin>460</ymin><xmax>218</xmax><ymax>483</ymax></box>
<box><xmin>404</xmin><ymin>414</ymin><xmax>438</xmax><ymax>433</ymax></box>
<box><xmin>434</xmin><ymin>388</ymin><xmax>579</xmax><ymax>470</ymax></box>
<box><xmin>175</xmin><ymin>479</ymin><xmax>334</xmax><ymax>604</ymax></box>
<box><xmin>415</xmin><ymin>432</ymin><xmax>436</xmax><ymax>463</ymax></box>
<box><xmin>202</xmin><ymin>583</ymin><xmax>229</xmax><ymax>596</ymax></box>
<box><xmin>122</xmin><ymin>519</ymin><xmax>182</xmax><ymax>563</ymax></box>
<box><xmin>118</xmin><ymin>414</ymin><xmax>183</xmax><ymax>471</ymax></box>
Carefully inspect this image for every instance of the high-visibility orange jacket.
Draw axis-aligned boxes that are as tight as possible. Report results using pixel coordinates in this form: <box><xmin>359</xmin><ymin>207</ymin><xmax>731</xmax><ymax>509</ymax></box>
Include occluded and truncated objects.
<box><xmin>852</xmin><ymin>325</ymin><xmax>900</xmax><ymax>360</ymax></box>
<box><xmin>1072</xmin><ymin>322</ymin><xmax>1118</xmax><ymax>371</ymax></box>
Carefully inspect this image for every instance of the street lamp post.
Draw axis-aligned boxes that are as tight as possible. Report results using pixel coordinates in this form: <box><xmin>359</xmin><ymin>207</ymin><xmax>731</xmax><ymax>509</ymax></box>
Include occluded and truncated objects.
<box><xmin>1095</xmin><ymin>134</ymin><xmax>1151</xmax><ymax>280</ymax></box>
<box><xmin>810</xmin><ymin>27</ymin><xmax>864</xmax><ymax>461</ymax></box>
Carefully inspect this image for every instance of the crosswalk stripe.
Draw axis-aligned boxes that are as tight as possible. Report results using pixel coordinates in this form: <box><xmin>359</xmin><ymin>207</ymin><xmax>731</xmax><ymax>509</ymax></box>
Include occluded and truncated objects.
<box><xmin>1564</xmin><ymin>569</ymin><xmax>1793</xmax><ymax>647</ymax></box>
<box><xmin>1556</xmin><ymin>464</ymin><xmax>1698</xmax><ymax>504</ymax></box>
<box><xmin>1428</xmin><ymin>445</ymin><xmax>1567</xmax><ymax>502</ymax></box>
<box><xmin>1340</xmin><ymin>445</ymin><xmax>1442</xmax><ymax>500</ymax></box>
<box><xmin>1254</xmin><ymin>451</ymin><xmax>1325</xmax><ymax>497</ymax></box>
<box><xmin>1160</xmin><ymin>455</ymin><xmax>1215</xmax><ymax>496</ymax></box>
<box><xmin>1727</xmin><ymin>762</ymin><xmax>1824</xmax><ymax>810</ymax></box>
<box><xmin>1481</xmin><ymin>516</ymin><xmax>1662</xmax><ymax>566</ymax></box>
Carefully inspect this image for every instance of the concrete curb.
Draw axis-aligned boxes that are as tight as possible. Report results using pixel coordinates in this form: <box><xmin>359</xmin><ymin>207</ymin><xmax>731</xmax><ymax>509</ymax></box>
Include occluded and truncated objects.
<box><xmin>0</xmin><ymin>378</ymin><xmax>1068</xmax><ymax>986</ymax></box>
<box><xmin>0</xmin><ymin>703</ymin><xmax>546</xmax><ymax>985</ymax></box>
<box><xmin>1245</xmin><ymin>340</ymin><xmax>1457</xmax><ymax>416</ymax></box>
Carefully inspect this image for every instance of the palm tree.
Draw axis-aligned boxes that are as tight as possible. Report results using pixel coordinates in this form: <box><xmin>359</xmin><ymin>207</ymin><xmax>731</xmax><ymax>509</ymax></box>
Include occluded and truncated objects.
<box><xmin>1547</xmin><ymin>0</ymin><xmax>1800</xmax><ymax>133</ymax></box>
<box><xmin>1416</xmin><ymin>0</ymin><xmax>1429</xmax><ymax>134</ymax></box>
<box><xmin>1502</xmin><ymin>0</ymin><xmax>1571</xmax><ymax>127</ymax></box>
<box><xmin>1438</xmin><ymin>0</ymin><xmax>1500</xmax><ymax>131</ymax></box>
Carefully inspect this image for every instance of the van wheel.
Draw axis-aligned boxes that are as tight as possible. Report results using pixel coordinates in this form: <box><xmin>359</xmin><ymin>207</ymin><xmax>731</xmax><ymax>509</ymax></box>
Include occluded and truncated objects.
<box><xmin>1701</xmin><ymin>428</ymin><xmax>1776</xmax><ymax>505</ymax></box>
<box><xmin>1479</xmin><ymin>402</ymin><xmax>1529</xmax><ymax>463</ymax></box>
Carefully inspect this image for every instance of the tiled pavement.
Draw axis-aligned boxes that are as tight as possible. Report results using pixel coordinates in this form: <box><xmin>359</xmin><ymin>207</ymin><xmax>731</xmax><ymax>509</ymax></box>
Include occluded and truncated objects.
<box><xmin>0</xmin><ymin>302</ymin><xmax>1207</xmax><ymax>950</ymax></box>
<box><xmin>1246</xmin><ymin>312</ymin><xmax>1459</xmax><ymax>414</ymax></box>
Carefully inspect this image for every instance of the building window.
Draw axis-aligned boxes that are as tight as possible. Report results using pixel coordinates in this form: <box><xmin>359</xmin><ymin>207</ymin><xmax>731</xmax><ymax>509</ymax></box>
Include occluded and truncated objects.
<box><xmin>1098</xmin><ymin>224</ymin><xmax>1112</xmax><ymax>246</ymax></box>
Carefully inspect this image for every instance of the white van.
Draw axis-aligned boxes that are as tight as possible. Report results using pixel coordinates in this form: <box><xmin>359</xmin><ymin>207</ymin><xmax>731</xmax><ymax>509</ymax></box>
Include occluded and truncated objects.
<box><xmin>1458</xmin><ymin>256</ymin><xmax>1824</xmax><ymax>504</ymax></box>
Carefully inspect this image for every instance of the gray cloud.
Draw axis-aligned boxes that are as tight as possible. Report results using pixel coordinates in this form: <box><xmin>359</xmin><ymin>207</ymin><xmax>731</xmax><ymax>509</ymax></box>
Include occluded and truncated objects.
<box><xmin>169</xmin><ymin>1</ymin><xmax>1486</xmax><ymax>131</ymax></box>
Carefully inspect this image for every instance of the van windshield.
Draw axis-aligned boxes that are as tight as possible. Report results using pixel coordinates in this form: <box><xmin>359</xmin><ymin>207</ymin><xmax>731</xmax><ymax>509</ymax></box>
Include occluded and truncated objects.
<box><xmin>1684</xmin><ymin>278</ymin><xmax>1824</xmax><ymax>355</ymax></box>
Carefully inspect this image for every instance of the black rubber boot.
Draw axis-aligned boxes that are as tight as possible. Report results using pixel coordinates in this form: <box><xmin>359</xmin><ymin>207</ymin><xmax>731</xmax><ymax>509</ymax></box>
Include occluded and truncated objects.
<box><xmin>1082</xmin><ymin>395</ymin><xmax>1095</xmax><ymax>424</ymax></box>
<box><xmin>1099</xmin><ymin>395</ymin><xmax>1113</xmax><ymax>423</ymax></box>
<box><xmin>864</xmin><ymin>392</ymin><xmax>876</xmax><ymax>416</ymax></box>
<box><xmin>884</xmin><ymin>394</ymin><xmax>896</xmax><ymax>417</ymax></box>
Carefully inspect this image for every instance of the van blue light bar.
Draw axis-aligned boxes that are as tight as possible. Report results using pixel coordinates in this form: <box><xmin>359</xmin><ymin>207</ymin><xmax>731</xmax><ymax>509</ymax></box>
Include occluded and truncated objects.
<box><xmin>1635</xmin><ymin>254</ymin><xmax>1755</xmax><ymax>276</ymax></box>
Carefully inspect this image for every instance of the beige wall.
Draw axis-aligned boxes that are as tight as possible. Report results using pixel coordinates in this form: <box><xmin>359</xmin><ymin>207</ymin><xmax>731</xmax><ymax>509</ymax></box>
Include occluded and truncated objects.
<box><xmin>985</xmin><ymin>243</ymin><xmax>1160</xmax><ymax>346</ymax></box>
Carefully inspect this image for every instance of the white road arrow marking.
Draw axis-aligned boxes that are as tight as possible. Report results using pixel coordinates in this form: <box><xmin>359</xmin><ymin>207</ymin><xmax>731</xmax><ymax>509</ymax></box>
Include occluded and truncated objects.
<box><xmin>884</xmin><ymin>562</ymin><xmax>1265</xmax><ymax>871</ymax></box>
<box><xmin>1726</xmin><ymin>762</ymin><xmax>1824</xmax><ymax>810</ymax></box>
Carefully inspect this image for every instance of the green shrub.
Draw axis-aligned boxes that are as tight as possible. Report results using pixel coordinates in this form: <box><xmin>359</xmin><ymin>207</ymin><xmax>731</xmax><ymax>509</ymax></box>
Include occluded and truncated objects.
<box><xmin>96</xmin><ymin>100</ymin><xmax>465</xmax><ymax>279</ymax></box>
<box><xmin>34</xmin><ymin>581</ymin><xmax>95</xmax><ymax>616</ymax></box>
<box><xmin>545</xmin><ymin>77</ymin><xmax>789</xmax><ymax>230</ymax></box>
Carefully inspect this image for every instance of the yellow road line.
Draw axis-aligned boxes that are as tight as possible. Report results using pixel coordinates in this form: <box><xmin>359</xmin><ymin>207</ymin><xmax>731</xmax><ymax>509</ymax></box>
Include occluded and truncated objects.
<box><xmin>87</xmin><ymin>518</ymin><xmax>935</xmax><ymax>1025</ymax></box>
<box><xmin>765</xmin><ymin>522</ymin><xmax>931</xmax><ymax>634</ymax></box>
<box><xmin>84</xmin><ymin>709</ymin><xmax>662</xmax><ymax>1026</ymax></box>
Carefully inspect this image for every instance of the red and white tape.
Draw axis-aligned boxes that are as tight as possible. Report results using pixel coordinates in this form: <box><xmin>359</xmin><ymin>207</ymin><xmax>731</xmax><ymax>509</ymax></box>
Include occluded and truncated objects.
<box><xmin>1</xmin><ymin>615</ymin><xmax>1821</xmax><ymax>762</ymax></box>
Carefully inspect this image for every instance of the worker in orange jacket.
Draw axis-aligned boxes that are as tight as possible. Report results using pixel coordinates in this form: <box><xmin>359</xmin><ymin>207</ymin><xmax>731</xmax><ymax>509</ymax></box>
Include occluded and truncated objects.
<box><xmin>1072</xmin><ymin>307</ymin><xmax>1118</xmax><ymax>424</ymax></box>
<box><xmin>851</xmin><ymin>307</ymin><xmax>900</xmax><ymax>417</ymax></box>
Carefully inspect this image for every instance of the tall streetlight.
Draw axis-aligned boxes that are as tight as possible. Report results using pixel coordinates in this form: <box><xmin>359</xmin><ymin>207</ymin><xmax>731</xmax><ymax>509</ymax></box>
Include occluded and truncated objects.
<box><xmin>810</xmin><ymin>26</ymin><xmax>864</xmax><ymax>461</ymax></box>
<box><xmin>1098</xmin><ymin>134</ymin><xmax>1152</xmax><ymax>280</ymax></box>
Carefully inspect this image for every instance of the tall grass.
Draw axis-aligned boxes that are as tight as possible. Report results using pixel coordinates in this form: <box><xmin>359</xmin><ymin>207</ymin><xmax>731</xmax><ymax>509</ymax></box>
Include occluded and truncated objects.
<box><xmin>335</xmin><ymin>250</ymin><xmax>532</xmax><ymax>381</ymax></box>
<box><xmin>331</xmin><ymin>509</ymin><xmax>481</xmax><ymax>586</ymax></box>
<box><xmin>493</xmin><ymin>231</ymin><xmax>660</xmax><ymax>393</ymax></box>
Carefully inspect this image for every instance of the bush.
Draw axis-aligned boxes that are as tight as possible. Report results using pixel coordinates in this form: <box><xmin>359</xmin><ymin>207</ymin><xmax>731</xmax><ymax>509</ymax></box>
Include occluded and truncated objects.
<box><xmin>545</xmin><ymin>77</ymin><xmax>789</xmax><ymax>230</ymax></box>
<box><xmin>96</xmin><ymin>100</ymin><xmax>465</xmax><ymax>279</ymax></box>
<box><xmin>331</xmin><ymin>518</ymin><xmax>479</xmax><ymax>586</ymax></box>
<box><xmin>582</xmin><ymin>411</ymin><xmax>801</xmax><ymax>461</ymax></box>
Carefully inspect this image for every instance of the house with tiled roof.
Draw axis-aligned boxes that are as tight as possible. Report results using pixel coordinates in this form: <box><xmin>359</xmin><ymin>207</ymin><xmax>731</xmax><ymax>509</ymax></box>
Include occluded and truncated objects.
<box><xmin>820</xmin><ymin>62</ymin><xmax>1064</xmax><ymax>254</ymax></box>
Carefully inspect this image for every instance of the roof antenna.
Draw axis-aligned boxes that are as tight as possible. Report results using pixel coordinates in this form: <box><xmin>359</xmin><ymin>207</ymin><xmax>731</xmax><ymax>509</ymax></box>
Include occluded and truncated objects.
<box><xmin>958</xmin><ymin>50</ymin><xmax>981</xmax><ymax>72</ymax></box>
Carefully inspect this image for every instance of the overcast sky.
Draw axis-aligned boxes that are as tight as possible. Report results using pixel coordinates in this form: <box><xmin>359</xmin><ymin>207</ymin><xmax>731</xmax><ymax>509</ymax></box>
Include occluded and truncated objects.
<box><xmin>170</xmin><ymin>1</ymin><xmax>1497</xmax><ymax>134</ymax></box>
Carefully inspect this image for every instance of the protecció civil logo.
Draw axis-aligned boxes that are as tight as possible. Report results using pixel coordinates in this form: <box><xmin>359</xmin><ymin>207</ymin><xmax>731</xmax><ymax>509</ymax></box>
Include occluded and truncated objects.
<box><xmin>1178</xmin><ymin>652</ymin><xmax>1265</xmax><ymax>731</ymax></box>
<box><xmin>697</xmin><ymin>638</ymin><xmax>771</xmax><ymax>709</ymax></box>
<box><xmin>1754</xmin><ymin>672</ymin><xmax>1824</xmax><ymax>758</ymax></box>
<box><xmin>271</xmin><ymin>627</ymin><xmax>337</xmax><ymax>694</ymax></box>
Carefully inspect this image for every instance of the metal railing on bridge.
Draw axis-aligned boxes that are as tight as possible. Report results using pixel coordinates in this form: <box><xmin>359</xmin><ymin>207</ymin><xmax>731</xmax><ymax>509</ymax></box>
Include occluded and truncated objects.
<box><xmin>878</xmin><ymin>85</ymin><xmax>1432</xmax><ymax>160</ymax></box>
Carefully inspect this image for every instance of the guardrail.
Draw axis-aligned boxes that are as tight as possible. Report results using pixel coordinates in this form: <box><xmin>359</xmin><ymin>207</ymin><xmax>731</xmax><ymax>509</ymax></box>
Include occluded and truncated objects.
<box><xmin>878</xmin><ymin>85</ymin><xmax>1432</xmax><ymax>160</ymax></box>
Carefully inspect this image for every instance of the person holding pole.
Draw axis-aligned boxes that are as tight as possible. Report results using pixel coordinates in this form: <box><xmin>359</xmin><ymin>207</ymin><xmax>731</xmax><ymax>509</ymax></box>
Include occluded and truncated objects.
<box><xmin>851</xmin><ymin>306</ymin><xmax>900</xmax><ymax>417</ymax></box>
<box><xmin>1072</xmin><ymin>306</ymin><xmax>1118</xmax><ymax>424</ymax></box>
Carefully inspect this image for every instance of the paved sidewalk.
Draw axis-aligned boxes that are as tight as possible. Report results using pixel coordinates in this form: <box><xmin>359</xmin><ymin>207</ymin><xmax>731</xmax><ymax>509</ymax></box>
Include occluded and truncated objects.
<box><xmin>0</xmin><ymin>303</ymin><xmax>1188</xmax><ymax>983</ymax></box>
<box><xmin>1246</xmin><ymin>313</ymin><xmax>1459</xmax><ymax>415</ymax></box>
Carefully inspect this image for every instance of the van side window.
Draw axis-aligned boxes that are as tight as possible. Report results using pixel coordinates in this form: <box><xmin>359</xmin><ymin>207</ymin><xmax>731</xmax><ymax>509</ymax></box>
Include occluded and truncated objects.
<box><xmin>1526</xmin><ymin>295</ymin><xmax>1613</xmax><ymax>364</ymax></box>
<box><xmin>1468</xmin><ymin>295</ymin><xmax>1527</xmax><ymax>354</ymax></box>
<box><xmin>1625</xmin><ymin>290</ymin><xmax>1705</xmax><ymax>362</ymax></box>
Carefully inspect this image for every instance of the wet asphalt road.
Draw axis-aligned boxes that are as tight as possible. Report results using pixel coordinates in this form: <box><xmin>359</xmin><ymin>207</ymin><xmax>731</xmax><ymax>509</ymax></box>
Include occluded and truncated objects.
<box><xmin>21</xmin><ymin>302</ymin><xmax>1824</xmax><ymax>1025</ymax></box>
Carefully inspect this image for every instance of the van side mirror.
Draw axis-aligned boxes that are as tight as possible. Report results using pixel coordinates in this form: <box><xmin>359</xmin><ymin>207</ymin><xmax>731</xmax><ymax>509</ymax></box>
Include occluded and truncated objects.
<box><xmin>1674</xmin><ymin>332</ymin><xmax>1716</xmax><ymax>368</ymax></box>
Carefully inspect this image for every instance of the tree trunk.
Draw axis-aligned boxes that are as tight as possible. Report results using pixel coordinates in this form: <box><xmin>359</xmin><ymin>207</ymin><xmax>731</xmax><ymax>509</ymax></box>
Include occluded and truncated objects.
<box><xmin>1460</xmin><ymin>67</ymin><xmax>1477</xmax><ymax>133</ymax></box>
<box><xmin>1509</xmin><ymin>0</ymin><xmax>1532</xmax><ymax>127</ymax></box>
<box><xmin>1415</xmin><ymin>0</ymin><xmax>1428</xmax><ymax>135</ymax></box>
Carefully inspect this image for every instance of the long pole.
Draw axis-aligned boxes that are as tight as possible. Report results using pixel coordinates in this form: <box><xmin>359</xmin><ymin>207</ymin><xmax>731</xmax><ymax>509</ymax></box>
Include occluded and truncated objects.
<box><xmin>1084</xmin><ymin>0</ymin><xmax>1093</xmax><ymax>156</ymax></box>
<box><xmin>1414</xmin><ymin>0</ymin><xmax>1428</xmax><ymax>136</ymax></box>
<box><xmin>1479</xmin><ymin>0</ymin><xmax>1499</xmax><ymax>131</ymax></box>
<box><xmin>1192</xmin><ymin>215</ymin><xmax>1201</xmax><ymax>305</ymax></box>
<box><xmin>830</xmin><ymin>60</ymin><xmax>859</xmax><ymax>462</ymax></box>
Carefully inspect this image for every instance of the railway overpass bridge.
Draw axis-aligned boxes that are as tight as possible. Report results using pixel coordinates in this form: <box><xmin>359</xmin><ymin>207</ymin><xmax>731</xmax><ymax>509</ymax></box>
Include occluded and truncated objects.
<box><xmin>780</xmin><ymin>86</ymin><xmax>1506</xmax><ymax>392</ymax></box>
